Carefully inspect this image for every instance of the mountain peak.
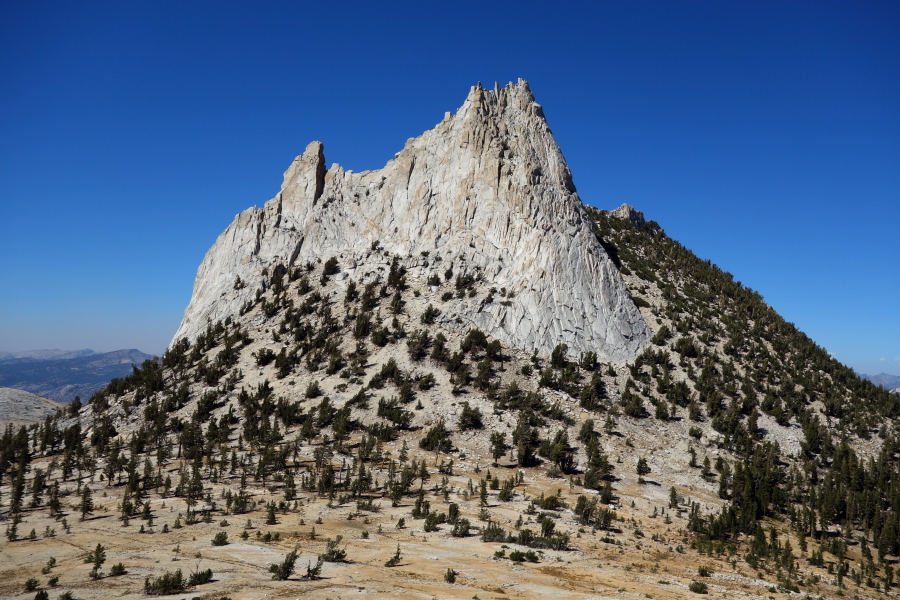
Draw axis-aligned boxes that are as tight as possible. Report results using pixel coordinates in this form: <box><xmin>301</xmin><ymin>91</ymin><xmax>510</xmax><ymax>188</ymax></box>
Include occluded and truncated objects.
<box><xmin>463</xmin><ymin>78</ymin><xmax>539</xmax><ymax>116</ymax></box>
<box><xmin>609</xmin><ymin>204</ymin><xmax>646</xmax><ymax>229</ymax></box>
<box><xmin>174</xmin><ymin>82</ymin><xmax>649</xmax><ymax>361</ymax></box>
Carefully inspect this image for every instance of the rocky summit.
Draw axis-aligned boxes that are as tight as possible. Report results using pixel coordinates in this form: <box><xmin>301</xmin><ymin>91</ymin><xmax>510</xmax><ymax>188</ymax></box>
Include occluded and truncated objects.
<box><xmin>174</xmin><ymin>79</ymin><xmax>649</xmax><ymax>362</ymax></box>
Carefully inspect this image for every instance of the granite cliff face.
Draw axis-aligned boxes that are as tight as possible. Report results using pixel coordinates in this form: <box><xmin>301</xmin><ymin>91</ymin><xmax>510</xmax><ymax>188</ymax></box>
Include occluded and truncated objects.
<box><xmin>173</xmin><ymin>80</ymin><xmax>649</xmax><ymax>361</ymax></box>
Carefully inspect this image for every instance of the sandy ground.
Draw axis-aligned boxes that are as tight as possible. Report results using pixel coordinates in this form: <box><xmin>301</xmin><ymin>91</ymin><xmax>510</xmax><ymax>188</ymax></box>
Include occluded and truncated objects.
<box><xmin>0</xmin><ymin>447</ymin><xmax>883</xmax><ymax>600</ymax></box>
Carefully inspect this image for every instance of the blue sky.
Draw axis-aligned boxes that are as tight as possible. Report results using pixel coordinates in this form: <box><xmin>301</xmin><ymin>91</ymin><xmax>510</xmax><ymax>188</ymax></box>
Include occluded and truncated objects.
<box><xmin>1</xmin><ymin>1</ymin><xmax>897</xmax><ymax>375</ymax></box>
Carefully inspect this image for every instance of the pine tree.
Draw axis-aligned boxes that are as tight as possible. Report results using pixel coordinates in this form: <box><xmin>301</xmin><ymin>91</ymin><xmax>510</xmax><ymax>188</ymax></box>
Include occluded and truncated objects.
<box><xmin>88</xmin><ymin>543</ymin><xmax>106</xmax><ymax>579</ymax></box>
<box><xmin>270</xmin><ymin>547</ymin><xmax>298</xmax><ymax>580</ymax></box>
<box><xmin>9</xmin><ymin>469</ymin><xmax>24</xmax><ymax>514</ymax></box>
<box><xmin>490</xmin><ymin>432</ymin><xmax>506</xmax><ymax>466</ymax></box>
<box><xmin>79</xmin><ymin>486</ymin><xmax>94</xmax><ymax>521</ymax></box>
<box><xmin>636</xmin><ymin>458</ymin><xmax>650</xmax><ymax>476</ymax></box>
<box><xmin>5</xmin><ymin>513</ymin><xmax>20</xmax><ymax>541</ymax></box>
<box><xmin>48</xmin><ymin>480</ymin><xmax>61</xmax><ymax>517</ymax></box>
<box><xmin>385</xmin><ymin>544</ymin><xmax>402</xmax><ymax>567</ymax></box>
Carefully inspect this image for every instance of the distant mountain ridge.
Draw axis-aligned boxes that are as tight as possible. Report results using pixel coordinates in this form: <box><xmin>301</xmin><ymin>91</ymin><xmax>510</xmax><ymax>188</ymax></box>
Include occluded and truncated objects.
<box><xmin>0</xmin><ymin>348</ymin><xmax>153</xmax><ymax>403</ymax></box>
<box><xmin>0</xmin><ymin>348</ymin><xmax>97</xmax><ymax>361</ymax></box>
<box><xmin>858</xmin><ymin>372</ymin><xmax>900</xmax><ymax>390</ymax></box>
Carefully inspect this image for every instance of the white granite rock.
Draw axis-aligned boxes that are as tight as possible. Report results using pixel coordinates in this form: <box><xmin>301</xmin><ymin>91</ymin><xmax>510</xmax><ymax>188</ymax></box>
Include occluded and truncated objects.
<box><xmin>172</xmin><ymin>80</ymin><xmax>649</xmax><ymax>362</ymax></box>
<box><xmin>609</xmin><ymin>203</ymin><xmax>646</xmax><ymax>229</ymax></box>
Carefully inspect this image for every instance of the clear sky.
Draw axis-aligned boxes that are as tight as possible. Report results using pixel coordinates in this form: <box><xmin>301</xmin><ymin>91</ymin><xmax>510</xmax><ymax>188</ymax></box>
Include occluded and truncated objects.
<box><xmin>1</xmin><ymin>1</ymin><xmax>897</xmax><ymax>375</ymax></box>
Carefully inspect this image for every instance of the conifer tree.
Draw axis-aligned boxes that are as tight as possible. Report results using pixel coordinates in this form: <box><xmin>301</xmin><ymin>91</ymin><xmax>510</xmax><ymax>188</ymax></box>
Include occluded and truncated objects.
<box><xmin>88</xmin><ymin>543</ymin><xmax>105</xmax><ymax>579</ymax></box>
<box><xmin>79</xmin><ymin>486</ymin><xmax>94</xmax><ymax>520</ymax></box>
<box><xmin>48</xmin><ymin>480</ymin><xmax>61</xmax><ymax>517</ymax></box>
<box><xmin>636</xmin><ymin>458</ymin><xmax>650</xmax><ymax>477</ymax></box>
<box><xmin>490</xmin><ymin>432</ymin><xmax>506</xmax><ymax>466</ymax></box>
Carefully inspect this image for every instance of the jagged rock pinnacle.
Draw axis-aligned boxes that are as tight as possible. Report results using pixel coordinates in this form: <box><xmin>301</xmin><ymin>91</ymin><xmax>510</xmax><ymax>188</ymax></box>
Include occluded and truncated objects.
<box><xmin>173</xmin><ymin>80</ymin><xmax>650</xmax><ymax>362</ymax></box>
<box><xmin>610</xmin><ymin>204</ymin><xmax>646</xmax><ymax>229</ymax></box>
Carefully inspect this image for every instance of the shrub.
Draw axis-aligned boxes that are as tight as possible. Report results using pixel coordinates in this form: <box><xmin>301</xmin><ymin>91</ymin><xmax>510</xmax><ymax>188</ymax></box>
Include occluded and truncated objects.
<box><xmin>385</xmin><ymin>544</ymin><xmax>402</xmax><ymax>567</ymax></box>
<box><xmin>406</xmin><ymin>329</ymin><xmax>431</xmax><ymax>361</ymax></box>
<box><xmin>321</xmin><ymin>536</ymin><xmax>347</xmax><ymax>562</ymax></box>
<box><xmin>458</xmin><ymin>402</ymin><xmax>483</xmax><ymax>430</ymax></box>
<box><xmin>655</xmin><ymin>400</ymin><xmax>670</xmax><ymax>420</ymax></box>
<box><xmin>481</xmin><ymin>521</ymin><xmax>507</xmax><ymax>542</ymax></box>
<box><xmin>109</xmin><ymin>563</ymin><xmax>127</xmax><ymax>576</ymax></box>
<box><xmin>444</xmin><ymin>568</ymin><xmax>458</xmax><ymax>583</ymax></box>
<box><xmin>636</xmin><ymin>457</ymin><xmax>651</xmax><ymax>476</ymax></box>
<box><xmin>212</xmin><ymin>531</ymin><xmax>228</xmax><ymax>546</ymax></box>
<box><xmin>698</xmin><ymin>565</ymin><xmax>713</xmax><ymax>576</ymax></box>
<box><xmin>305</xmin><ymin>380</ymin><xmax>322</xmax><ymax>399</ymax></box>
<box><xmin>145</xmin><ymin>569</ymin><xmax>186</xmax><ymax>595</ymax></box>
<box><xmin>574</xmin><ymin>351</ymin><xmax>596</xmax><ymax>372</ymax></box>
<box><xmin>419</xmin><ymin>423</ymin><xmax>453</xmax><ymax>453</ymax></box>
<box><xmin>632</xmin><ymin>296</ymin><xmax>650</xmax><ymax>308</ymax></box>
<box><xmin>25</xmin><ymin>578</ymin><xmax>39</xmax><ymax>592</ymax></box>
<box><xmin>424</xmin><ymin>512</ymin><xmax>443</xmax><ymax>532</ymax></box>
<box><xmin>451</xmin><ymin>518</ymin><xmax>471</xmax><ymax>537</ymax></box>
<box><xmin>270</xmin><ymin>547</ymin><xmax>299</xmax><ymax>580</ymax></box>
<box><xmin>301</xmin><ymin>557</ymin><xmax>323</xmax><ymax>580</ymax></box>
<box><xmin>533</xmin><ymin>492</ymin><xmax>567</xmax><ymax>511</ymax></box>
<box><xmin>550</xmin><ymin>343</ymin><xmax>568</xmax><ymax>368</ymax></box>
<box><xmin>622</xmin><ymin>393</ymin><xmax>647</xmax><ymax>418</ymax></box>
<box><xmin>689</xmin><ymin>580</ymin><xmax>708</xmax><ymax>594</ymax></box>
<box><xmin>188</xmin><ymin>568</ymin><xmax>213</xmax><ymax>586</ymax></box>
<box><xmin>651</xmin><ymin>325</ymin><xmax>671</xmax><ymax>345</ymax></box>
<box><xmin>417</xmin><ymin>373</ymin><xmax>436</xmax><ymax>390</ymax></box>
<box><xmin>322</xmin><ymin>257</ymin><xmax>339</xmax><ymax>276</ymax></box>
<box><xmin>255</xmin><ymin>348</ymin><xmax>276</xmax><ymax>366</ymax></box>
<box><xmin>421</xmin><ymin>304</ymin><xmax>440</xmax><ymax>324</ymax></box>
<box><xmin>674</xmin><ymin>336</ymin><xmax>698</xmax><ymax>358</ymax></box>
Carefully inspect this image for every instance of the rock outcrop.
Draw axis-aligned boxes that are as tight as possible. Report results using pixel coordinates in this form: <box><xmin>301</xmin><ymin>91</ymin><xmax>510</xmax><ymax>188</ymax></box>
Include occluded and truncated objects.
<box><xmin>0</xmin><ymin>386</ymin><xmax>64</xmax><ymax>427</ymax></box>
<box><xmin>609</xmin><ymin>204</ymin><xmax>646</xmax><ymax>229</ymax></box>
<box><xmin>173</xmin><ymin>80</ymin><xmax>649</xmax><ymax>361</ymax></box>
